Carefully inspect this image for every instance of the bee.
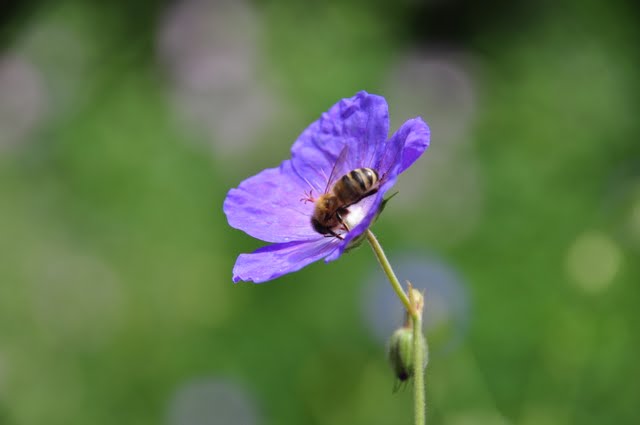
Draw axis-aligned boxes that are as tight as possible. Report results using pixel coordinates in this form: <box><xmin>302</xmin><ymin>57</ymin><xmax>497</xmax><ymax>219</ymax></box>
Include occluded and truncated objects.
<box><xmin>309</xmin><ymin>167</ymin><xmax>380</xmax><ymax>239</ymax></box>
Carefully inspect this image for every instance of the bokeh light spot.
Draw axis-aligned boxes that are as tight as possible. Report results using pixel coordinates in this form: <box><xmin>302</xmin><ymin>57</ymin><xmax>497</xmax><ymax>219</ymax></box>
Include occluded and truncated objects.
<box><xmin>566</xmin><ymin>231</ymin><xmax>622</xmax><ymax>294</ymax></box>
<box><xmin>14</xmin><ymin>8</ymin><xmax>95</xmax><ymax>116</ymax></box>
<box><xmin>385</xmin><ymin>49</ymin><xmax>477</xmax><ymax>145</ymax></box>
<box><xmin>158</xmin><ymin>0</ymin><xmax>284</xmax><ymax>157</ymax></box>
<box><xmin>362</xmin><ymin>253</ymin><xmax>471</xmax><ymax>356</ymax></box>
<box><xmin>0</xmin><ymin>55</ymin><xmax>47</xmax><ymax>152</ymax></box>
<box><xmin>167</xmin><ymin>377</ymin><xmax>260</xmax><ymax>425</ymax></box>
<box><xmin>384</xmin><ymin>49</ymin><xmax>484</xmax><ymax>244</ymax></box>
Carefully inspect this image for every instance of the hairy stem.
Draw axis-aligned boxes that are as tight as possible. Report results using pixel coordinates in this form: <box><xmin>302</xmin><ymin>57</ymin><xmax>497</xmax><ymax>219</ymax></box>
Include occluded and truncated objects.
<box><xmin>365</xmin><ymin>230</ymin><xmax>426</xmax><ymax>425</ymax></box>
<box><xmin>409</xmin><ymin>290</ymin><xmax>426</xmax><ymax>425</ymax></box>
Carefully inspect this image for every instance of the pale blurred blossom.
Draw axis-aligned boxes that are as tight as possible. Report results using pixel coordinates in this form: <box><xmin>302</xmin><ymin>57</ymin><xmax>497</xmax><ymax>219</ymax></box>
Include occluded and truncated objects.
<box><xmin>363</xmin><ymin>253</ymin><xmax>470</xmax><ymax>355</ymax></box>
<box><xmin>0</xmin><ymin>55</ymin><xmax>47</xmax><ymax>152</ymax></box>
<box><xmin>158</xmin><ymin>0</ymin><xmax>284</xmax><ymax>157</ymax></box>
<box><xmin>384</xmin><ymin>49</ymin><xmax>484</xmax><ymax>243</ymax></box>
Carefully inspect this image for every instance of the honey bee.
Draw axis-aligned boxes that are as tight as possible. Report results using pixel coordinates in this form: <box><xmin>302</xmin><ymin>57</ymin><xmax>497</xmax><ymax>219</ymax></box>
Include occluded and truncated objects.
<box><xmin>310</xmin><ymin>167</ymin><xmax>380</xmax><ymax>238</ymax></box>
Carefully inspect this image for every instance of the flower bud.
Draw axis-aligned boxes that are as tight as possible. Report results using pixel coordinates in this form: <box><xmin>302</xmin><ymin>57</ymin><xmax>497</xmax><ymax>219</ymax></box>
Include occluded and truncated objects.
<box><xmin>408</xmin><ymin>285</ymin><xmax>424</xmax><ymax>317</ymax></box>
<box><xmin>388</xmin><ymin>326</ymin><xmax>427</xmax><ymax>383</ymax></box>
<box><xmin>388</xmin><ymin>327</ymin><xmax>414</xmax><ymax>382</ymax></box>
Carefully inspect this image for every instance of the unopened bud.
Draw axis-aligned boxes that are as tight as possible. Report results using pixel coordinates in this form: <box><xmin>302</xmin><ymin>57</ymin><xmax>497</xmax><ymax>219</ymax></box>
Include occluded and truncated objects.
<box><xmin>389</xmin><ymin>327</ymin><xmax>414</xmax><ymax>382</ymax></box>
<box><xmin>388</xmin><ymin>326</ymin><xmax>427</xmax><ymax>384</ymax></box>
<box><xmin>408</xmin><ymin>284</ymin><xmax>424</xmax><ymax>317</ymax></box>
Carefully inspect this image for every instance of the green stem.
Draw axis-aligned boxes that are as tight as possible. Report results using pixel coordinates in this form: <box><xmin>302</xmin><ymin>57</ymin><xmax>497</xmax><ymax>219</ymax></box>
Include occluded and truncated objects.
<box><xmin>412</xmin><ymin>311</ymin><xmax>425</xmax><ymax>425</ymax></box>
<box><xmin>365</xmin><ymin>230</ymin><xmax>426</xmax><ymax>425</ymax></box>
<box><xmin>365</xmin><ymin>230</ymin><xmax>414</xmax><ymax>318</ymax></box>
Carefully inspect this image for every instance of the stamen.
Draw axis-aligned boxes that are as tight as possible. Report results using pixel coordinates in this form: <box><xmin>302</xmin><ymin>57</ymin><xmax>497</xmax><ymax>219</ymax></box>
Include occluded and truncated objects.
<box><xmin>300</xmin><ymin>189</ymin><xmax>315</xmax><ymax>203</ymax></box>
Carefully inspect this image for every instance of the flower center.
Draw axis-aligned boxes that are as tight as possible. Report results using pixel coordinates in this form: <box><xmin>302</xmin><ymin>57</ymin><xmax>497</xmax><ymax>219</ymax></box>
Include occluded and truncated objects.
<box><xmin>343</xmin><ymin>202</ymin><xmax>367</xmax><ymax>230</ymax></box>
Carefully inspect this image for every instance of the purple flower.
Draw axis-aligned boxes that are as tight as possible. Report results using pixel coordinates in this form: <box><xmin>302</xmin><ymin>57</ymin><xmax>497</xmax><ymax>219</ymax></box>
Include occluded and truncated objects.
<box><xmin>224</xmin><ymin>91</ymin><xmax>430</xmax><ymax>283</ymax></box>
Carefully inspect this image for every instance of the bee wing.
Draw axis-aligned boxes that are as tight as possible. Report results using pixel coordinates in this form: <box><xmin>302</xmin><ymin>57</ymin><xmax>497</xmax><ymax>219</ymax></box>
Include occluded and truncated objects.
<box><xmin>375</xmin><ymin>137</ymin><xmax>403</xmax><ymax>183</ymax></box>
<box><xmin>323</xmin><ymin>145</ymin><xmax>350</xmax><ymax>194</ymax></box>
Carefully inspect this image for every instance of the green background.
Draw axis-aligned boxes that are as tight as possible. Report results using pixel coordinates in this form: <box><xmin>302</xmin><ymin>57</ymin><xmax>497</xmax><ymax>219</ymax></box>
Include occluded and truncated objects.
<box><xmin>1</xmin><ymin>1</ymin><xmax>638</xmax><ymax>424</ymax></box>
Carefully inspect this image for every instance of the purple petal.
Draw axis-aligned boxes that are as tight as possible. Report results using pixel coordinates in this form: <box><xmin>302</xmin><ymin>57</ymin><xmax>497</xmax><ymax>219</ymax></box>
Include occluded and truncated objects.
<box><xmin>395</xmin><ymin>118</ymin><xmax>431</xmax><ymax>174</ymax></box>
<box><xmin>225</xmin><ymin>94</ymin><xmax>431</xmax><ymax>283</ymax></box>
<box><xmin>376</xmin><ymin>117</ymin><xmax>430</xmax><ymax>177</ymax></box>
<box><xmin>224</xmin><ymin>160</ymin><xmax>317</xmax><ymax>243</ymax></box>
<box><xmin>326</xmin><ymin>118</ymin><xmax>430</xmax><ymax>261</ymax></box>
<box><xmin>233</xmin><ymin>237</ymin><xmax>340</xmax><ymax>283</ymax></box>
<box><xmin>290</xmin><ymin>91</ymin><xmax>389</xmax><ymax>193</ymax></box>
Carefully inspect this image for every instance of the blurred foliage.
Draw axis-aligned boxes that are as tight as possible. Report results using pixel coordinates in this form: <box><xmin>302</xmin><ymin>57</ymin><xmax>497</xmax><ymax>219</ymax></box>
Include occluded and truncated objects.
<box><xmin>1</xmin><ymin>1</ymin><xmax>639</xmax><ymax>425</ymax></box>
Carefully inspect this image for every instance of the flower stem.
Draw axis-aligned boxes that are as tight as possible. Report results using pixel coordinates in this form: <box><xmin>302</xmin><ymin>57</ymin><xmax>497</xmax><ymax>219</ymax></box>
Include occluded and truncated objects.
<box><xmin>365</xmin><ymin>230</ymin><xmax>414</xmax><ymax>318</ymax></box>
<box><xmin>409</xmin><ymin>289</ymin><xmax>426</xmax><ymax>425</ymax></box>
<box><xmin>365</xmin><ymin>230</ymin><xmax>426</xmax><ymax>425</ymax></box>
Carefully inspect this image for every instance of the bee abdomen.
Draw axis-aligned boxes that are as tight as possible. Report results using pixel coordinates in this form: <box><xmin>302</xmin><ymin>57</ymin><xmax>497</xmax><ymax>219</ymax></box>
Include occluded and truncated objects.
<box><xmin>348</xmin><ymin>168</ymin><xmax>378</xmax><ymax>191</ymax></box>
<box><xmin>336</xmin><ymin>168</ymin><xmax>379</xmax><ymax>204</ymax></box>
<box><xmin>361</xmin><ymin>168</ymin><xmax>379</xmax><ymax>188</ymax></box>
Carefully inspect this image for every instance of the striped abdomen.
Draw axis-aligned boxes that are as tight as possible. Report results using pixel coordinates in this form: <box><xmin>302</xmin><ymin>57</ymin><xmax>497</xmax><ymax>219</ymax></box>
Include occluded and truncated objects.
<box><xmin>333</xmin><ymin>168</ymin><xmax>379</xmax><ymax>206</ymax></box>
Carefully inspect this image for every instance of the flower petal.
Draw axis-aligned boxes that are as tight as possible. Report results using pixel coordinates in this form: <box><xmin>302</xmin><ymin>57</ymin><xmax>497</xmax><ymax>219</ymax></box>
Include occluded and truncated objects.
<box><xmin>223</xmin><ymin>160</ymin><xmax>317</xmax><ymax>243</ymax></box>
<box><xmin>290</xmin><ymin>91</ymin><xmax>389</xmax><ymax>193</ymax></box>
<box><xmin>233</xmin><ymin>237</ymin><xmax>340</xmax><ymax>283</ymax></box>
<box><xmin>327</xmin><ymin>118</ymin><xmax>430</xmax><ymax>261</ymax></box>
<box><xmin>393</xmin><ymin>117</ymin><xmax>431</xmax><ymax>174</ymax></box>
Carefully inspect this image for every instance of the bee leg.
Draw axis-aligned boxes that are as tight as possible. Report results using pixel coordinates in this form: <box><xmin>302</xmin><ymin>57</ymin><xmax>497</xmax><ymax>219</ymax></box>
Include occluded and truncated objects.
<box><xmin>325</xmin><ymin>214</ymin><xmax>344</xmax><ymax>240</ymax></box>
<box><xmin>324</xmin><ymin>229</ymin><xmax>343</xmax><ymax>240</ymax></box>
<box><xmin>363</xmin><ymin>188</ymin><xmax>379</xmax><ymax>199</ymax></box>
<box><xmin>336</xmin><ymin>211</ymin><xmax>351</xmax><ymax>232</ymax></box>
